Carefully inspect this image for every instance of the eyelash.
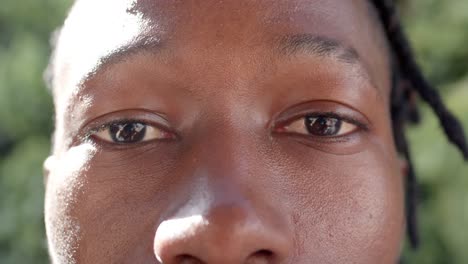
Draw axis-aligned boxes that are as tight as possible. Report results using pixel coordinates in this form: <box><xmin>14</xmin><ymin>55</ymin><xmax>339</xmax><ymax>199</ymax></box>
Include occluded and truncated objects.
<box><xmin>274</xmin><ymin>112</ymin><xmax>368</xmax><ymax>138</ymax></box>
<box><xmin>83</xmin><ymin>118</ymin><xmax>173</xmax><ymax>145</ymax></box>
<box><xmin>310</xmin><ymin>112</ymin><xmax>368</xmax><ymax>130</ymax></box>
<box><xmin>85</xmin><ymin>118</ymin><xmax>139</xmax><ymax>137</ymax></box>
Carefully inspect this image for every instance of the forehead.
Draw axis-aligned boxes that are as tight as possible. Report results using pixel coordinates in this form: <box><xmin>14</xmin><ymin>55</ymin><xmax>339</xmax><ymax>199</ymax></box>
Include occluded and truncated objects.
<box><xmin>53</xmin><ymin>0</ymin><xmax>389</xmax><ymax>118</ymax></box>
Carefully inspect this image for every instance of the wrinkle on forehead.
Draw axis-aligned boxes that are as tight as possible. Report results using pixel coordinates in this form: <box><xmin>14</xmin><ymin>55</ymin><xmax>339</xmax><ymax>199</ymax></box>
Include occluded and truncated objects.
<box><xmin>54</xmin><ymin>0</ymin><xmax>388</xmax><ymax>97</ymax></box>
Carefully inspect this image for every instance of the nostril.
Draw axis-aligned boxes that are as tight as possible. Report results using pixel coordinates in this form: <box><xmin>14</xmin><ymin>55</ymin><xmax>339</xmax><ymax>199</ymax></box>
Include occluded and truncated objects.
<box><xmin>176</xmin><ymin>254</ymin><xmax>204</xmax><ymax>264</ymax></box>
<box><xmin>246</xmin><ymin>249</ymin><xmax>275</xmax><ymax>264</ymax></box>
<box><xmin>254</xmin><ymin>249</ymin><xmax>274</xmax><ymax>257</ymax></box>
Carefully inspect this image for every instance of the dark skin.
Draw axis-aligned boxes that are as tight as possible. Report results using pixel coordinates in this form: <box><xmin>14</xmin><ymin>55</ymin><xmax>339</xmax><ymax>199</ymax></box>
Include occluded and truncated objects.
<box><xmin>44</xmin><ymin>0</ymin><xmax>406</xmax><ymax>263</ymax></box>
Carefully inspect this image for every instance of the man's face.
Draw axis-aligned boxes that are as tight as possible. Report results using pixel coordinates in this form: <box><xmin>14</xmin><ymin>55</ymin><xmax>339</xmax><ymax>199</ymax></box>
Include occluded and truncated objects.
<box><xmin>45</xmin><ymin>0</ymin><xmax>405</xmax><ymax>263</ymax></box>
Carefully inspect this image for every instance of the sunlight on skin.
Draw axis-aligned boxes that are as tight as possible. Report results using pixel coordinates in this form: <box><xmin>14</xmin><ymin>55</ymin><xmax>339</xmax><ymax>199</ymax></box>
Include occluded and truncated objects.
<box><xmin>51</xmin><ymin>0</ymin><xmax>163</xmax><ymax>134</ymax></box>
<box><xmin>45</xmin><ymin>143</ymin><xmax>97</xmax><ymax>264</ymax></box>
<box><xmin>154</xmin><ymin>215</ymin><xmax>208</xmax><ymax>262</ymax></box>
<box><xmin>54</xmin><ymin>0</ymin><xmax>148</xmax><ymax>91</ymax></box>
<box><xmin>51</xmin><ymin>0</ymin><xmax>160</xmax><ymax>153</ymax></box>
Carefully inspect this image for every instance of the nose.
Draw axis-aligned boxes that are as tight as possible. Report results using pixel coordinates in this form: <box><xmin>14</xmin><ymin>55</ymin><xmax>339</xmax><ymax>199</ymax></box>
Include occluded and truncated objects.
<box><xmin>153</xmin><ymin>182</ymin><xmax>292</xmax><ymax>264</ymax></box>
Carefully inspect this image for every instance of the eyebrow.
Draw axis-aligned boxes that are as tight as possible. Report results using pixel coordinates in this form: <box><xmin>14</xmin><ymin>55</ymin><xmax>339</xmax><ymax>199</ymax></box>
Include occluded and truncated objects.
<box><xmin>104</xmin><ymin>36</ymin><xmax>164</xmax><ymax>66</ymax></box>
<box><xmin>98</xmin><ymin>34</ymin><xmax>360</xmax><ymax>67</ymax></box>
<box><xmin>275</xmin><ymin>34</ymin><xmax>377</xmax><ymax>90</ymax></box>
<box><xmin>79</xmin><ymin>34</ymin><xmax>366</xmax><ymax>87</ymax></box>
<box><xmin>276</xmin><ymin>34</ymin><xmax>360</xmax><ymax>64</ymax></box>
<box><xmin>78</xmin><ymin>35</ymin><xmax>165</xmax><ymax>87</ymax></box>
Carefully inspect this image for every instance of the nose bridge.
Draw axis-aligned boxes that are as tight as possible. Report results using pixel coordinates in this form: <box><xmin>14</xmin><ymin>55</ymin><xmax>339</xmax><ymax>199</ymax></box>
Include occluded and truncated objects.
<box><xmin>196</xmin><ymin>95</ymin><xmax>268</xmax><ymax>173</ymax></box>
<box><xmin>205</xmin><ymin>137</ymin><xmax>251</xmax><ymax>183</ymax></box>
<box><xmin>165</xmin><ymin>94</ymin><xmax>266</xmax><ymax>220</ymax></box>
<box><xmin>178</xmin><ymin>119</ymin><xmax>270</xmax><ymax>228</ymax></box>
<box><xmin>153</xmin><ymin>129</ymin><xmax>293</xmax><ymax>263</ymax></box>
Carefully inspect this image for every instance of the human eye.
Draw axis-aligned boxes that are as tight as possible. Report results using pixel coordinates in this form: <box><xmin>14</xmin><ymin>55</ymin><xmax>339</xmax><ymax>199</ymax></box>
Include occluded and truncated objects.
<box><xmin>275</xmin><ymin>113</ymin><xmax>364</xmax><ymax>138</ymax></box>
<box><xmin>89</xmin><ymin>120</ymin><xmax>174</xmax><ymax>144</ymax></box>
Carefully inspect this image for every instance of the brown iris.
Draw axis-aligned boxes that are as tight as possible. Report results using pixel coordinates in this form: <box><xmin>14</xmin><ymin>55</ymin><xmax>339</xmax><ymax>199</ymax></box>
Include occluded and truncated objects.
<box><xmin>109</xmin><ymin>122</ymin><xmax>147</xmax><ymax>143</ymax></box>
<box><xmin>305</xmin><ymin>116</ymin><xmax>342</xmax><ymax>136</ymax></box>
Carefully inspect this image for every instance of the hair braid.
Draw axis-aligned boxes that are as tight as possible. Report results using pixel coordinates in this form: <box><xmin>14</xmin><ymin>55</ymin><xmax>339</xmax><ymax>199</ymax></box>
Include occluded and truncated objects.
<box><xmin>373</xmin><ymin>0</ymin><xmax>468</xmax><ymax>158</ymax></box>
<box><xmin>372</xmin><ymin>0</ymin><xmax>468</xmax><ymax>250</ymax></box>
<box><xmin>391</xmin><ymin>66</ymin><xmax>420</xmax><ymax>248</ymax></box>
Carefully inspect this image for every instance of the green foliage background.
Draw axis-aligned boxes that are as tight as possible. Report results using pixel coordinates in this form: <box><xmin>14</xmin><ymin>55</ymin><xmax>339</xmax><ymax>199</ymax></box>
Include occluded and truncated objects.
<box><xmin>0</xmin><ymin>0</ymin><xmax>466</xmax><ymax>263</ymax></box>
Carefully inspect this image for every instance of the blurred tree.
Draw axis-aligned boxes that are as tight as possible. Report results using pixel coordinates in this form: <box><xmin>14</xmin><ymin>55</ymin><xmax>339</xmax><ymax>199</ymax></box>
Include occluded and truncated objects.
<box><xmin>400</xmin><ymin>0</ymin><xmax>468</xmax><ymax>86</ymax></box>
<box><xmin>0</xmin><ymin>0</ymin><xmax>72</xmax><ymax>263</ymax></box>
<box><xmin>398</xmin><ymin>1</ymin><xmax>468</xmax><ymax>263</ymax></box>
<box><xmin>0</xmin><ymin>1</ymin><xmax>466</xmax><ymax>263</ymax></box>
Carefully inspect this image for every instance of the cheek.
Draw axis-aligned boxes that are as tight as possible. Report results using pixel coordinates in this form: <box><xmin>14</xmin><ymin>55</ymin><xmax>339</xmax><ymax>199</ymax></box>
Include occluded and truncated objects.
<box><xmin>45</xmin><ymin>145</ymin><xmax>179</xmax><ymax>263</ymax></box>
<box><xmin>44</xmin><ymin>143</ymin><xmax>97</xmax><ymax>264</ymax></box>
<box><xmin>45</xmin><ymin>139</ymin><xmax>404</xmax><ymax>262</ymax></box>
<box><xmin>275</xmin><ymin>148</ymin><xmax>404</xmax><ymax>262</ymax></box>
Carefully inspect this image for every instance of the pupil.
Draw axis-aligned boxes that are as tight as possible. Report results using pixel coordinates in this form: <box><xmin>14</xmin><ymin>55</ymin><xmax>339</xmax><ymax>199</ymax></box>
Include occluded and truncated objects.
<box><xmin>109</xmin><ymin>122</ymin><xmax>146</xmax><ymax>143</ymax></box>
<box><xmin>305</xmin><ymin>116</ymin><xmax>342</xmax><ymax>136</ymax></box>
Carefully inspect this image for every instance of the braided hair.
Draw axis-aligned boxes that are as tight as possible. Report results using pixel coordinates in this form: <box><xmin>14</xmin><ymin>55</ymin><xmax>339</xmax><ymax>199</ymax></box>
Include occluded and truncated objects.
<box><xmin>371</xmin><ymin>0</ymin><xmax>468</xmax><ymax>249</ymax></box>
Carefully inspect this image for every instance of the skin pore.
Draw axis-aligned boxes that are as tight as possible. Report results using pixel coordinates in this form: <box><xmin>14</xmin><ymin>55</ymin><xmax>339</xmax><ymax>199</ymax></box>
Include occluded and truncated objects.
<box><xmin>44</xmin><ymin>0</ymin><xmax>406</xmax><ymax>263</ymax></box>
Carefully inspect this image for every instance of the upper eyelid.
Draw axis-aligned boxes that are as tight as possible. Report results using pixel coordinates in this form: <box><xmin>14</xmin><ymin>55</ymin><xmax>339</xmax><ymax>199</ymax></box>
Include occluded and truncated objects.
<box><xmin>308</xmin><ymin>113</ymin><xmax>368</xmax><ymax>130</ymax></box>
<box><xmin>82</xmin><ymin>118</ymin><xmax>173</xmax><ymax>143</ymax></box>
<box><xmin>77</xmin><ymin>109</ymin><xmax>172</xmax><ymax>134</ymax></box>
<box><xmin>83</xmin><ymin>119</ymin><xmax>142</xmax><ymax>139</ymax></box>
<box><xmin>270</xmin><ymin>99</ymin><xmax>372</xmax><ymax>129</ymax></box>
<box><xmin>91</xmin><ymin>119</ymin><xmax>147</xmax><ymax>131</ymax></box>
